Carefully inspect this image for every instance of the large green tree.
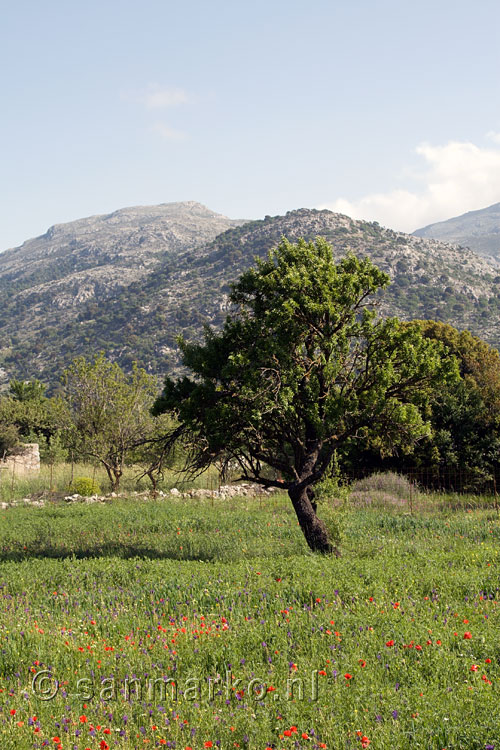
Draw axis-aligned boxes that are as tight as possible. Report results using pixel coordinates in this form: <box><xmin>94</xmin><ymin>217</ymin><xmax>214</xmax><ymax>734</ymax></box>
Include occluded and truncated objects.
<box><xmin>407</xmin><ymin>321</ymin><xmax>500</xmax><ymax>481</ymax></box>
<box><xmin>154</xmin><ymin>238</ymin><xmax>455</xmax><ymax>554</ymax></box>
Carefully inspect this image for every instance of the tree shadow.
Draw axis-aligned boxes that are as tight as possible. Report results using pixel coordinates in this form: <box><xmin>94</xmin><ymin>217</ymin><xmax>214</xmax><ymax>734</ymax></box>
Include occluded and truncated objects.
<box><xmin>0</xmin><ymin>542</ymin><xmax>219</xmax><ymax>563</ymax></box>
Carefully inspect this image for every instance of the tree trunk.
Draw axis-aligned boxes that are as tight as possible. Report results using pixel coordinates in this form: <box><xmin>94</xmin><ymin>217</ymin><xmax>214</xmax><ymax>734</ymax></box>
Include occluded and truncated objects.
<box><xmin>147</xmin><ymin>470</ymin><xmax>158</xmax><ymax>498</ymax></box>
<box><xmin>289</xmin><ymin>485</ymin><xmax>340</xmax><ymax>556</ymax></box>
<box><xmin>104</xmin><ymin>462</ymin><xmax>122</xmax><ymax>493</ymax></box>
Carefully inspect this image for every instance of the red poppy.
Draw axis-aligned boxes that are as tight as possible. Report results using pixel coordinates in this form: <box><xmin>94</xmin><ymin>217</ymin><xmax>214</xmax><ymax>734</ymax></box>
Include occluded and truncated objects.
<box><xmin>344</xmin><ymin>673</ymin><xmax>353</xmax><ymax>680</ymax></box>
<box><xmin>385</xmin><ymin>640</ymin><xmax>395</xmax><ymax>647</ymax></box>
<box><xmin>463</xmin><ymin>631</ymin><xmax>472</xmax><ymax>640</ymax></box>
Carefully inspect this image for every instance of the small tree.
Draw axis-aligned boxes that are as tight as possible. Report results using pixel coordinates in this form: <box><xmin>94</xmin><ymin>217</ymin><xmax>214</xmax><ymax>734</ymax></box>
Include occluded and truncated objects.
<box><xmin>154</xmin><ymin>238</ymin><xmax>456</xmax><ymax>554</ymax></box>
<box><xmin>63</xmin><ymin>353</ymin><xmax>157</xmax><ymax>491</ymax></box>
<box><xmin>9</xmin><ymin>379</ymin><xmax>47</xmax><ymax>403</ymax></box>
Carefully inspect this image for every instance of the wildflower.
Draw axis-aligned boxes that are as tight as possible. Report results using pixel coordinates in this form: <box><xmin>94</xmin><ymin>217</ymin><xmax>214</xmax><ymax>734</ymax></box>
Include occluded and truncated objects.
<box><xmin>463</xmin><ymin>632</ymin><xmax>472</xmax><ymax>640</ymax></box>
<box><xmin>385</xmin><ymin>640</ymin><xmax>395</xmax><ymax>647</ymax></box>
<box><xmin>470</xmin><ymin>664</ymin><xmax>479</xmax><ymax>672</ymax></box>
<box><xmin>204</xmin><ymin>743</ymin><xmax>213</xmax><ymax>749</ymax></box>
<box><xmin>344</xmin><ymin>673</ymin><xmax>353</xmax><ymax>680</ymax></box>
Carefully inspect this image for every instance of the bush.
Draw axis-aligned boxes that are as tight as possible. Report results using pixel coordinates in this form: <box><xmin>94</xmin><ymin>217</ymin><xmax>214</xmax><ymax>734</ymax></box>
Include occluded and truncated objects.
<box><xmin>350</xmin><ymin>471</ymin><xmax>414</xmax><ymax>508</ymax></box>
<box><xmin>71</xmin><ymin>476</ymin><xmax>101</xmax><ymax>496</ymax></box>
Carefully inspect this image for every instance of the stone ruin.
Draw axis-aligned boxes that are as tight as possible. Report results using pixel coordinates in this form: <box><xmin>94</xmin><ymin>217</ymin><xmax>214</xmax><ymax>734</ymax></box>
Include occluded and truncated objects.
<box><xmin>0</xmin><ymin>443</ymin><xmax>40</xmax><ymax>477</ymax></box>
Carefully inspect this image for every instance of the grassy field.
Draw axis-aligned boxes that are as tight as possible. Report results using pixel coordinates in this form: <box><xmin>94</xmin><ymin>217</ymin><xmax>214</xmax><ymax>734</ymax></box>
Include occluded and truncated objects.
<box><xmin>0</xmin><ymin>488</ymin><xmax>499</xmax><ymax>749</ymax></box>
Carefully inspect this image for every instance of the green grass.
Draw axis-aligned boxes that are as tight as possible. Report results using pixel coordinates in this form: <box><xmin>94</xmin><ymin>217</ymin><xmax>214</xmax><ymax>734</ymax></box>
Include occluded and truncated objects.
<box><xmin>0</xmin><ymin>494</ymin><xmax>499</xmax><ymax>749</ymax></box>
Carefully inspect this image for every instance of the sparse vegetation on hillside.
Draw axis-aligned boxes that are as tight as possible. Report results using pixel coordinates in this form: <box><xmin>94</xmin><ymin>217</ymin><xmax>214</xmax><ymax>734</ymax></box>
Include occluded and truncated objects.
<box><xmin>1</xmin><ymin>206</ymin><xmax>499</xmax><ymax>388</ymax></box>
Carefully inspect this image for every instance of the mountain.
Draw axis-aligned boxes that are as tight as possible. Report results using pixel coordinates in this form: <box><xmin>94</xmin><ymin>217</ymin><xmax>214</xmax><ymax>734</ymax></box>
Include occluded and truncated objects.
<box><xmin>413</xmin><ymin>202</ymin><xmax>500</xmax><ymax>262</ymax></box>
<box><xmin>1</xmin><ymin>205</ymin><xmax>500</xmax><ymax>389</ymax></box>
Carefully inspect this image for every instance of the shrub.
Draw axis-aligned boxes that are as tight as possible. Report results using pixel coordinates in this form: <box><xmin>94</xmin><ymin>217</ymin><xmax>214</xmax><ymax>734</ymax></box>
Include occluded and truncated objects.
<box><xmin>71</xmin><ymin>476</ymin><xmax>101</xmax><ymax>497</ymax></box>
<box><xmin>350</xmin><ymin>471</ymin><xmax>414</xmax><ymax>508</ymax></box>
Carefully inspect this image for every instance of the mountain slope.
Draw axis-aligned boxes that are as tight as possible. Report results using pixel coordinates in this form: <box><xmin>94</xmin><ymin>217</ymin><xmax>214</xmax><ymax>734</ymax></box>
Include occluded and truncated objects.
<box><xmin>1</xmin><ymin>207</ymin><xmax>500</xmax><ymax>389</ymax></box>
<box><xmin>413</xmin><ymin>202</ymin><xmax>500</xmax><ymax>262</ymax></box>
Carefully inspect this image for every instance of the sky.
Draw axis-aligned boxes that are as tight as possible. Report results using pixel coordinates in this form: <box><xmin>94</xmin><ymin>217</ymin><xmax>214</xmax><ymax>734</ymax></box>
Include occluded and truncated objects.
<box><xmin>2</xmin><ymin>0</ymin><xmax>500</xmax><ymax>250</ymax></box>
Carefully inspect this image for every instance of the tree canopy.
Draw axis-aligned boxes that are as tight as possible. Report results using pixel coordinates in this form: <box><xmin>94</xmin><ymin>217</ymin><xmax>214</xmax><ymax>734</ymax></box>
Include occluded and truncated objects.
<box><xmin>154</xmin><ymin>237</ymin><xmax>456</xmax><ymax>553</ymax></box>
<box><xmin>406</xmin><ymin>321</ymin><xmax>500</xmax><ymax>481</ymax></box>
<box><xmin>63</xmin><ymin>353</ymin><xmax>157</xmax><ymax>491</ymax></box>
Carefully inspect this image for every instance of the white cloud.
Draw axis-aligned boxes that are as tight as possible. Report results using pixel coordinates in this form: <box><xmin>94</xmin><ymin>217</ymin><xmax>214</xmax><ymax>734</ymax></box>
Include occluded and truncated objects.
<box><xmin>151</xmin><ymin>122</ymin><xmax>187</xmax><ymax>141</ymax></box>
<box><xmin>121</xmin><ymin>84</ymin><xmax>189</xmax><ymax>109</ymax></box>
<box><xmin>486</xmin><ymin>130</ymin><xmax>500</xmax><ymax>145</ymax></box>
<box><xmin>321</xmin><ymin>137</ymin><xmax>500</xmax><ymax>232</ymax></box>
<box><xmin>143</xmin><ymin>84</ymin><xmax>188</xmax><ymax>109</ymax></box>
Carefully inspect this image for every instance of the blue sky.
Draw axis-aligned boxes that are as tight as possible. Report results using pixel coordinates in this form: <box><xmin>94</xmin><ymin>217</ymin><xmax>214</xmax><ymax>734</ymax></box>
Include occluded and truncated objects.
<box><xmin>2</xmin><ymin>0</ymin><xmax>500</xmax><ymax>249</ymax></box>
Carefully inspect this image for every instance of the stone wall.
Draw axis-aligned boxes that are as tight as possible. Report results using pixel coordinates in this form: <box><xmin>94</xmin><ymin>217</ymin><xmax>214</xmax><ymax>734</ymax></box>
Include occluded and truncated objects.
<box><xmin>0</xmin><ymin>443</ymin><xmax>40</xmax><ymax>476</ymax></box>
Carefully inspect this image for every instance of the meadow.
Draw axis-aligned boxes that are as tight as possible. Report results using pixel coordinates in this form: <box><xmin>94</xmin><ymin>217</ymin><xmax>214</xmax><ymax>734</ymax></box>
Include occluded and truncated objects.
<box><xmin>0</xmin><ymin>480</ymin><xmax>499</xmax><ymax>750</ymax></box>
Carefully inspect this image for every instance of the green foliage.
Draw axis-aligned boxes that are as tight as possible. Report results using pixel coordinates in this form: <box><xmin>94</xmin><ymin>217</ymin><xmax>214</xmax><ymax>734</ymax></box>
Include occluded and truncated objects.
<box><xmin>0</xmin><ymin>420</ymin><xmax>19</xmax><ymax>458</ymax></box>
<box><xmin>0</xmin><ymin>388</ymin><xmax>67</xmax><ymax>448</ymax></box>
<box><xmin>41</xmin><ymin>431</ymin><xmax>68</xmax><ymax>465</ymax></box>
<box><xmin>406</xmin><ymin>322</ymin><xmax>500</xmax><ymax>478</ymax></box>
<box><xmin>63</xmin><ymin>353</ymin><xmax>158</xmax><ymax>491</ymax></box>
<box><xmin>157</xmin><ymin>238</ymin><xmax>454</xmax><ymax>476</ymax></box>
<box><xmin>9</xmin><ymin>378</ymin><xmax>46</xmax><ymax>402</ymax></box>
<box><xmin>71</xmin><ymin>476</ymin><xmax>101</xmax><ymax>496</ymax></box>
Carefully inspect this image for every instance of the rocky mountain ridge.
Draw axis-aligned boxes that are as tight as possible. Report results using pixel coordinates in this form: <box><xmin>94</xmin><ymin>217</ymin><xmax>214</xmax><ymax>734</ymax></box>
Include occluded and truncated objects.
<box><xmin>414</xmin><ymin>201</ymin><xmax>500</xmax><ymax>263</ymax></box>
<box><xmin>1</xmin><ymin>203</ymin><xmax>499</xmax><ymax>389</ymax></box>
